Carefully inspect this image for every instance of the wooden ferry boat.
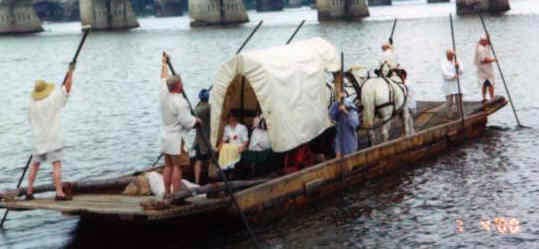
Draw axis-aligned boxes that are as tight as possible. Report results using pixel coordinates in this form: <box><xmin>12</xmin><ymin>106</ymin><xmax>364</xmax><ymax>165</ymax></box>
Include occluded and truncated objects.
<box><xmin>0</xmin><ymin>38</ymin><xmax>507</xmax><ymax>225</ymax></box>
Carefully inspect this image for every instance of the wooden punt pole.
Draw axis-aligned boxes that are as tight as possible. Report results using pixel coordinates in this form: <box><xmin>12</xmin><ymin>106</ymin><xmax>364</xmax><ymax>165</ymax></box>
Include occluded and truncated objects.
<box><xmin>449</xmin><ymin>14</ymin><xmax>465</xmax><ymax>125</ymax></box>
<box><xmin>165</xmin><ymin>57</ymin><xmax>263</xmax><ymax>249</ymax></box>
<box><xmin>0</xmin><ymin>25</ymin><xmax>91</xmax><ymax>229</ymax></box>
<box><xmin>479</xmin><ymin>14</ymin><xmax>524</xmax><ymax>128</ymax></box>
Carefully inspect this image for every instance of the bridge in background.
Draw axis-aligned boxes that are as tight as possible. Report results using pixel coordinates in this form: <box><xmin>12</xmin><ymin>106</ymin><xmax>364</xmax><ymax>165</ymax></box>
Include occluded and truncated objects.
<box><xmin>0</xmin><ymin>0</ymin><xmax>511</xmax><ymax>34</ymax></box>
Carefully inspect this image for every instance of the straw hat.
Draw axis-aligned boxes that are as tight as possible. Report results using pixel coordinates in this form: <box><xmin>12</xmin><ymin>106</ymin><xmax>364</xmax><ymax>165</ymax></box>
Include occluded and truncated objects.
<box><xmin>32</xmin><ymin>80</ymin><xmax>55</xmax><ymax>101</ymax></box>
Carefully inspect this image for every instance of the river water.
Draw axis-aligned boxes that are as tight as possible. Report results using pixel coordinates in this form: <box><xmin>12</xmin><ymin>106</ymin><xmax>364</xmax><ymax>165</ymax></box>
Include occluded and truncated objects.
<box><xmin>1</xmin><ymin>0</ymin><xmax>538</xmax><ymax>248</ymax></box>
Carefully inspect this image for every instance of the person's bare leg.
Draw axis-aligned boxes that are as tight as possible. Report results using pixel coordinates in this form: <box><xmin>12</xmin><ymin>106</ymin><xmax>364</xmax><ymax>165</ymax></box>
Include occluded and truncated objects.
<box><xmin>194</xmin><ymin>160</ymin><xmax>201</xmax><ymax>185</ymax></box>
<box><xmin>488</xmin><ymin>86</ymin><xmax>495</xmax><ymax>100</ymax></box>
<box><xmin>26</xmin><ymin>161</ymin><xmax>40</xmax><ymax>195</ymax></box>
<box><xmin>163</xmin><ymin>155</ymin><xmax>173</xmax><ymax>196</ymax></box>
<box><xmin>482</xmin><ymin>84</ymin><xmax>487</xmax><ymax>101</ymax></box>
<box><xmin>52</xmin><ymin>161</ymin><xmax>66</xmax><ymax>197</ymax></box>
<box><xmin>171</xmin><ymin>160</ymin><xmax>182</xmax><ymax>193</ymax></box>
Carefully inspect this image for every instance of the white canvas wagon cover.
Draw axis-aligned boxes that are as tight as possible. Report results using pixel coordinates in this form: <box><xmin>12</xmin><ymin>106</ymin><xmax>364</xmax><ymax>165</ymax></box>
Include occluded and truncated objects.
<box><xmin>210</xmin><ymin>37</ymin><xmax>340</xmax><ymax>152</ymax></box>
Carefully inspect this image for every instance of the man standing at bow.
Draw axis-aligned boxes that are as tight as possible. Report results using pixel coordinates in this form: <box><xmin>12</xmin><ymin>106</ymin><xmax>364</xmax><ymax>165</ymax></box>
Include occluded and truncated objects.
<box><xmin>475</xmin><ymin>35</ymin><xmax>497</xmax><ymax>102</ymax></box>
<box><xmin>441</xmin><ymin>49</ymin><xmax>464</xmax><ymax>109</ymax></box>
<box><xmin>160</xmin><ymin>53</ymin><xmax>200</xmax><ymax>196</ymax></box>
<box><xmin>27</xmin><ymin>63</ymin><xmax>76</xmax><ymax>201</ymax></box>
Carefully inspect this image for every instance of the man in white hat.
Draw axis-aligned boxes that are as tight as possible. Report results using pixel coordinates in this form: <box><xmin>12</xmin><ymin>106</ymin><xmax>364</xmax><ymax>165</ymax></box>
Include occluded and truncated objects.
<box><xmin>160</xmin><ymin>52</ymin><xmax>200</xmax><ymax>197</ymax></box>
<box><xmin>474</xmin><ymin>35</ymin><xmax>497</xmax><ymax>102</ymax></box>
<box><xmin>26</xmin><ymin>63</ymin><xmax>75</xmax><ymax>201</ymax></box>
<box><xmin>441</xmin><ymin>49</ymin><xmax>464</xmax><ymax>109</ymax></box>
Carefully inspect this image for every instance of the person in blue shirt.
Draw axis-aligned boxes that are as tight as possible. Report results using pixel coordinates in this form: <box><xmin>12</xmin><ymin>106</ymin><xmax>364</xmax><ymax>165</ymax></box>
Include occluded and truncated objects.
<box><xmin>329</xmin><ymin>96</ymin><xmax>361</xmax><ymax>158</ymax></box>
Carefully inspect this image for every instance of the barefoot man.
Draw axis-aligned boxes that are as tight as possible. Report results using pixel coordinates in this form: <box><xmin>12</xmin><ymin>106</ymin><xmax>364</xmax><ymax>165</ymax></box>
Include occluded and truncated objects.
<box><xmin>27</xmin><ymin>63</ymin><xmax>76</xmax><ymax>201</ymax></box>
<box><xmin>160</xmin><ymin>53</ymin><xmax>200</xmax><ymax>196</ymax></box>
<box><xmin>475</xmin><ymin>35</ymin><xmax>497</xmax><ymax>102</ymax></box>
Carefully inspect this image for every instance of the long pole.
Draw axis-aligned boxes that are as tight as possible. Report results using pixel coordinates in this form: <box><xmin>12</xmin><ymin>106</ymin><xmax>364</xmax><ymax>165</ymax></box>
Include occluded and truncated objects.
<box><xmin>449</xmin><ymin>14</ymin><xmax>465</xmax><ymax>125</ymax></box>
<box><xmin>389</xmin><ymin>18</ymin><xmax>398</xmax><ymax>45</ymax></box>
<box><xmin>0</xmin><ymin>155</ymin><xmax>32</xmax><ymax>228</ymax></box>
<box><xmin>165</xmin><ymin>58</ymin><xmax>263</xmax><ymax>249</ymax></box>
<box><xmin>0</xmin><ymin>26</ymin><xmax>91</xmax><ymax>229</ymax></box>
<box><xmin>479</xmin><ymin>14</ymin><xmax>523</xmax><ymax>127</ymax></box>
<box><xmin>236</xmin><ymin>20</ymin><xmax>264</xmax><ymax>55</ymax></box>
<box><xmin>286</xmin><ymin>20</ymin><xmax>306</xmax><ymax>45</ymax></box>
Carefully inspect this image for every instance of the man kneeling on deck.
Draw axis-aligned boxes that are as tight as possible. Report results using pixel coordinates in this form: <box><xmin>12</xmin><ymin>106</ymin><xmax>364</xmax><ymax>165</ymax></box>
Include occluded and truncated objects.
<box><xmin>160</xmin><ymin>53</ymin><xmax>200</xmax><ymax>197</ymax></box>
<box><xmin>26</xmin><ymin>63</ymin><xmax>76</xmax><ymax>201</ymax></box>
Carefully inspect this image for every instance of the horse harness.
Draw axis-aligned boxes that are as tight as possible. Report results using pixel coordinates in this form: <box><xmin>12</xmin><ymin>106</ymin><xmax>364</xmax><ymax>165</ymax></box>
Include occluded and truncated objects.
<box><xmin>346</xmin><ymin>71</ymin><xmax>408</xmax><ymax>130</ymax></box>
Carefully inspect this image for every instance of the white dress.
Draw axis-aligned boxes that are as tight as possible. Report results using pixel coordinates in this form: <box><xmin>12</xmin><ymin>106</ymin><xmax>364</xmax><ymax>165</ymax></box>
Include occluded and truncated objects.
<box><xmin>222</xmin><ymin>123</ymin><xmax>248</xmax><ymax>146</ymax></box>
<box><xmin>474</xmin><ymin>44</ymin><xmax>495</xmax><ymax>85</ymax></box>
<box><xmin>160</xmin><ymin>80</ymin><xmax>196</xmax><ymax>155</ymax></box>
<box><xmin>441</xmin><ymin>58</ymin><xmax>464</xmax><ymax>96</ymax></box>
<box><xmin>29</xmin><ymin>86</ymin><xmax>69</xmax><ymax>155</ymax></box>
<box><xmin>248</xmin><ymin>129</ymin><xmax>271</xmax><ymax>152</ymax></box>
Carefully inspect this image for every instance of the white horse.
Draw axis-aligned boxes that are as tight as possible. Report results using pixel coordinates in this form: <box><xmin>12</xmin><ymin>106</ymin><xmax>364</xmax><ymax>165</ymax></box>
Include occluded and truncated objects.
<box><xmin>346</xmin><ymin>64</ymin><xmax>415</xmax><ymax>144</ymax></box>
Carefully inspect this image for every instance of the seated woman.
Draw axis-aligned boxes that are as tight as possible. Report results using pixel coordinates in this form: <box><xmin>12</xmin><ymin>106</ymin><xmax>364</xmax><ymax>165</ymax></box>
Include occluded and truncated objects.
<box><xmin>243</xmin><ymin>117</ymin><xmax>273</xmax><ymax>176</ymax></box>
<box><xmin>217</xmin><ymin>113</ymin><xmax>249</xmax><ymax>171</ymax></box>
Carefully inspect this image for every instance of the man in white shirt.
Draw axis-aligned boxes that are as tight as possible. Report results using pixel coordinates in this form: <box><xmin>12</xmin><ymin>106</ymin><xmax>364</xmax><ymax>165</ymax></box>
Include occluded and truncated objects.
<box><xmin>474</xmin><ymin>35</ymin><xmax>497</xmax><ymax>102</ymax></box>
<box><xmin>441</xmin><ymin>49</ymin><xmax>464</xmax><ymax>107</ymax></box>
<box><xmin>27</xmin><ymin>63</ymin><xmax>75</xmax><ymax>201</ymax></box>
<box><xmin>160</xmin><ymin>53</ymin><xmax>200</xmax><ymax>196</ymax></box>
<box><xmin>380</xmin><ymin>43</ymin><xmax>398</xmax><ymax>69</ymax></box>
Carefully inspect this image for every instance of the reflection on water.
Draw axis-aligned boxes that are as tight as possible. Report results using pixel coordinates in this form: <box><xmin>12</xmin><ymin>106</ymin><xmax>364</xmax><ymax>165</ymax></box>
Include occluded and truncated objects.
<box><xmin>1</xmin><ymin>1</ymin><xmax>539</xmax><ymax>248</ymax></box>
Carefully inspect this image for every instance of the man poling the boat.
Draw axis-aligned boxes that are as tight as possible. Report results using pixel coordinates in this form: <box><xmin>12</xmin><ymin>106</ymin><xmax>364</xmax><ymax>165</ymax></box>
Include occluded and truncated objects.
<box><xmin>160</xmin><ymin>52</ymin><xmax>201</xmax><ymax>196</ymax></box>
<box><xmin>26</xmin><ymin>63</ymin><xmax>76</xmax><ymax>201</ymax></box>
<box><xmin>475</xmin><ymin>35</ymin><xmax>497</xmax><ymax>103</ymax></box>
<box><xmin>441</xmin><ymin>49</ymin><xmax>464</xmax><ymax>111</ymax></box>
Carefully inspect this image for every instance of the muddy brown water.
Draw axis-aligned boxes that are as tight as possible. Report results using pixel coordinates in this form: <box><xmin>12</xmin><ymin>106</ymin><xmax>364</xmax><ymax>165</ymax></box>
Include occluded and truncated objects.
<box><xmin>1</xmin><ymin>1</ymin><xmax>538</xmax><ymax>248</ymax></box>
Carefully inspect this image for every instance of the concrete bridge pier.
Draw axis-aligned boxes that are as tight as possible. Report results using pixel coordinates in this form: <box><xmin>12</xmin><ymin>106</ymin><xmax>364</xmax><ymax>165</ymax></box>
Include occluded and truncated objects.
<box><xmin>457</xmin><ymin>0</ymin><xmax>510</xmax><ymax>15</ymax></box>
<box><xmin>154</xmin><ymin>0</ymin><xmax>183</xmax><ymax>17</ymax></box>
<box><xmin>0</xmin><ymin>0</ymin><xmax>43</xmax><ymax>34</ymax></box>
<box><xmin>79</xmin><ymin>0</ymin><xmax>139</xmax><ymax>30</ymax></box>
<box><xmin>33</xmin><ymin>0</ymin><xmax>80</xmax><ymax>21</ymax></box>
<box><xmin>317</xmin><ymin>0</ymin><xmax>369</xmax><ymax>21</ymax></box>
<box><xmin>256</xmin><ymin>0</ymin><xmax>284</xmax><ymax>12</ymax></box>
<box><xmin>368</xmin><ymin>0</ymin><xmax>391</xmax><ymax>6</ymax></box>
<box><xmin>287</xmin><ymin>0</ymin><xmax>303</xmax><ymax>8</ymax></box>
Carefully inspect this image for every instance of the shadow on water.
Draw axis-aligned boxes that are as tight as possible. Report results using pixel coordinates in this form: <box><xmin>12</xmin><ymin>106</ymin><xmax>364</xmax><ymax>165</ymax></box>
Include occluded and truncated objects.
<box><xmin>64</xmin><ymin>214</ymin><xmax>250</xmax><ymax>249</ymax></box>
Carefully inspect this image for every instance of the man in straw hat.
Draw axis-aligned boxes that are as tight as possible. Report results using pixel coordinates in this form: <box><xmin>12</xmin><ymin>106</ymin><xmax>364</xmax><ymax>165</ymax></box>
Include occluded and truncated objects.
<box><xmin>474</xmin><ymin>35</ymin><xmax>497</xmax><ymax>102</ymax></box>
<box><xmin>160</xmin><ymin>52</ymin><xmax>200</xmax><ymax>197</ymax></box>
<box><xmin>26</xmin><ymin>63</ymin><xmax>76</xmax><ymax>201</ymax></box>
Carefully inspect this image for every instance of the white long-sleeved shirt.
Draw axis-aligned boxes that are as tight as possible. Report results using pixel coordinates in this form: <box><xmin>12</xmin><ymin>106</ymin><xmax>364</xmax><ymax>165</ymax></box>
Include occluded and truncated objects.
<box><xmin>441</xmin><ymin>58</ymin><xmax>464</xmax><ymax>95</ymax></box>
<box><xmin>29</xmin><ymin>86</ymin><xmax>69</xmax><ymax>155</ymax></box>
<box><xmin>160</xmin><ymin>80</ymin><xmax>196</xmax><ymax>155</ymax></box>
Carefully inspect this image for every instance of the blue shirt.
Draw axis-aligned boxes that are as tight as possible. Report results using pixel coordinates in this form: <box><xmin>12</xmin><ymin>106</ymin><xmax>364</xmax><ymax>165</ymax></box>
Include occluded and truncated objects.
<box><xmin>329</xmin><ymin>101</ymin><xmax>360</xmax><ymax>155</ymax></box>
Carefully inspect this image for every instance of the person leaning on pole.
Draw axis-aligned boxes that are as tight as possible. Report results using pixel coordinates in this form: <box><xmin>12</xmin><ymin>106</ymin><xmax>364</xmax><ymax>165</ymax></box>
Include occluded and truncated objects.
<box><xmin>474</xmin><ymin>35</ymin><xmax>497</xmax><ymax>102</ymax></box>
<box><xmin>26</xmin><ymin>63</ymin><xmax>76</xmax><ymax>201</ymax></box>
<box><xmin>160</xmin><ymin>52</ymin><xmax>201</xmax><ymax>197</ymax></box>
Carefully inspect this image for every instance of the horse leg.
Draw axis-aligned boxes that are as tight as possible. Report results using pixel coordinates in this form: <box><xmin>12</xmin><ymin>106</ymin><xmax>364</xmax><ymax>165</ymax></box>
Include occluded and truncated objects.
<box><xmin>381</xmin><ymin>120</ymin><xmax>391</xmax><ymax>142</ymax></box>
<box><xmin>403</xmin><ymin>108</ymin><xmax>415</xmax><ymax>135</ymax></box>
<box><xmin>368</xmin><ymin>130</ymin><xmax>377</xmax><ymax>145</ymax></box>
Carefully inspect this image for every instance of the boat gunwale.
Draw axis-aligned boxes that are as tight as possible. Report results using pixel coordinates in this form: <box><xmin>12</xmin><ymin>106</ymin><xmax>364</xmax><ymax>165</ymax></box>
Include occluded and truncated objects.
<box><xmin>233</xmin><ymin>97</ymin><xmax>507</xmax><ymax>210</ymax></box>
